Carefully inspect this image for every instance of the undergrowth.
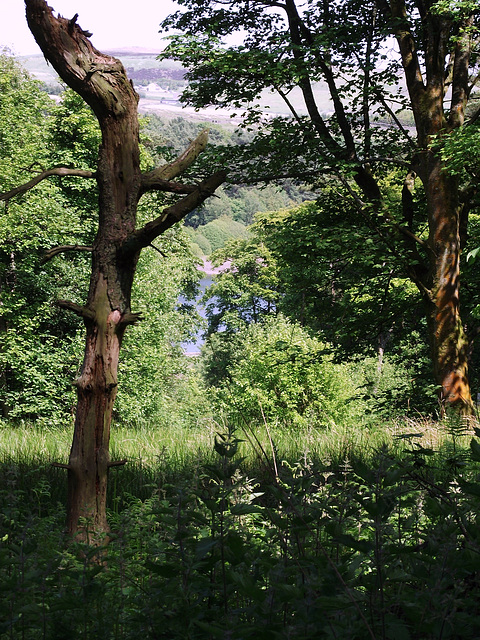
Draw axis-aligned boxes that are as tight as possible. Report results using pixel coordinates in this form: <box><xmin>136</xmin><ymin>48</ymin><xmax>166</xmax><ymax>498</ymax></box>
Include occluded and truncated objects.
<box><xmin>1</xmin><ymin>417</ymin><xmax>480</xmax><ymax>638</ymax></box>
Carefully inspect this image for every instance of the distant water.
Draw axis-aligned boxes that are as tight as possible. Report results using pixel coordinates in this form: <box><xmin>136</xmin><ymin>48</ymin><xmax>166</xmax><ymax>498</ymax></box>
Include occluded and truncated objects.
<box><xmin>180</xmin><ymin>274</ymin><xmax>213</xmax><ymax>356</ymax></box>
<box><xmin>180</xmin><ymin>259</ymin><xmax>229</xmax><ymax>356</ymax></box>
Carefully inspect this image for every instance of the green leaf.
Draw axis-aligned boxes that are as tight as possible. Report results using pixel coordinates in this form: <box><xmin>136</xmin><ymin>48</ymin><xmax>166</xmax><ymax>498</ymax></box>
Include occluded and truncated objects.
<box><xmin>334</xmin><ymin>533</ymin><xmax>375</xmax><ymax>553</ymax></box>
<box><xmin>470</xmin><ymin>438</ymin><xmax>480</xmax><ymax>462</ymax></box>
<box><xmin>467</xmin><ymin>247</ymin><xmax>480</xmax><ymax>263</ymax></box>
<box><xmin>195</xmin><ymin>536</ymin><xmax>218</xmax><ymax>559</ymax></box>
<box><xmin>145</xmin><ymin>560</ymin><xmax>178</xmax><ymax>578</ymax></box>
<box><xmin>230</xmin><ymin>503</ymin><xmax>263</xmax><ymax>515</ymax></box>
<box><xmin>458</xmin><ymin>479</ymin><xmax>480</xmax><ymax>498</ymax></box>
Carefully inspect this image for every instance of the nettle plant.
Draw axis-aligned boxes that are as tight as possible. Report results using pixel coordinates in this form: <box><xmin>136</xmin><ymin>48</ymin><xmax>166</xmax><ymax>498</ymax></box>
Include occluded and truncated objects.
<box><xmin>3</xmin><ymin>424</ymin><xmax>480</xmax><ymax>637</ymax></box>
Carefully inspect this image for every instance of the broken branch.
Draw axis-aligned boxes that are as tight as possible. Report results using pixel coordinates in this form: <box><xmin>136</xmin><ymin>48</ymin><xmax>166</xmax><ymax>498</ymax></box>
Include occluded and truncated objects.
<box><xmin>141</xmin><ymin>129</ymin><xmax>210</xmax><ymax>187</ymax></box>
<box><xmin>120</xmin><ymin>170</ymin><xmax>227</xmax><ymax>257</ymax></box>
<box><xmin>57</xmin><ymin>300</ymin><xmax>95</xmax><ymax>320</ymax></box>
<box><xmin>108</xmin><ymin>459</ymin><xmax>127</xmax><ymax>468</ymax></box>
<box><xmin>119</xmin><ymin>312</ymin><xmax>143</xmax><ymax>327</ymax></box>
<box><xmin>139</xmin><ymin>177</ymin><xmax>197</xmax><ymax>197</ymax></box>
<box><xmin>26</xmin><ymin>0</ymin><xmax>137</xmax><ymax>121</ymax></box>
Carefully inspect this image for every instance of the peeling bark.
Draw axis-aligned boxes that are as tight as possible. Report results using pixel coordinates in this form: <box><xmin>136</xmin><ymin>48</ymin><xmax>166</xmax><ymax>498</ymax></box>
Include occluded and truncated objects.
<box><xmin>67</xmin><ymin>277</ymin><xmax>123</xmax><ymax>540</ymax></box>
<box><xmin>24</xmin><ymin>0</ymin><xmax>226</xmax><ymax>543</ymax></box>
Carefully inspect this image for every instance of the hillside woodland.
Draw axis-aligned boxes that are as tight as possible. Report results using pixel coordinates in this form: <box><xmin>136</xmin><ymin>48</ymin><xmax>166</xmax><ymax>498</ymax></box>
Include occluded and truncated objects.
<box><xmin>1</xmin><ymin>0</ymin><xmax>480</xmax><ymax>636</ymax></box>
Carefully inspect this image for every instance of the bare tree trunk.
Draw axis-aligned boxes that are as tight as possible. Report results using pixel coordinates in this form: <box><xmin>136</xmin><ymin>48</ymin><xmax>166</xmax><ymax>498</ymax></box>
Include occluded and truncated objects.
<box><xmin>23</xmin><ymin>0</ymin><xmax>226</xmax><ymax>543</ymax></box>
<box><xmin>66</xmin><ymin>280</ymin><xmax>127</xmax><ymax>540</ymax></box>
<box><xmin>0</xmin><ymin>315</ymin><xmax>9</xmax><ymax>418</ymax></box>
<box><xmin>63</xmin><ymin>60</ymin><xmax>143</xmax><ymax>542</ymax></box>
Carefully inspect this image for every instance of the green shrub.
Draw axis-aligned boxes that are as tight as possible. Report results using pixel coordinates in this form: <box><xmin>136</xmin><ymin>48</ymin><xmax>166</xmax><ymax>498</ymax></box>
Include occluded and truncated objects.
<box><xmin>350</xmin><ymin>349</ymin><xmax>437</xmax><ymax>418</ymax></box>
<box><xmin>192</xmin><ymin>232</ymin><xmax>212</xmax><ymax>255</ymax></box>
<box><xmin>189</xmin><ymin>241</ymin><xmax>205</xmax><ymax>258</ymax></box>
<box><xmin>215</xmin><ymin>315</ymin><xmax>362</xmax><ymax>429</ymax></box>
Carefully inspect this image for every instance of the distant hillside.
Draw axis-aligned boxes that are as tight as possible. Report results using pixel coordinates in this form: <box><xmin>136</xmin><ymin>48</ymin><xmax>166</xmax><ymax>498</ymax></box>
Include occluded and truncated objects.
<box><xmin>19</xmin><ymin>49</ymin><xmax>333</xmax><ymax>120</ymax></box>
<box><xmin>126</xmin><ymin>66</ymin><xmax>185</xmax><ymax>83</ymax></box>
<box><xmin>19</xmin><ymin>49</ymin><xmax>184</xmax><ymax>89</ymax></box>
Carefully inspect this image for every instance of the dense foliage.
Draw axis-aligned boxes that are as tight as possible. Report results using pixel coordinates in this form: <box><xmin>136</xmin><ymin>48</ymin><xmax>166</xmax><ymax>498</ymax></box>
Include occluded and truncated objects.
<box><xmin>0</xmin><ymin>56</ymin><xmax>87</xmax><ymax>422</ymax></box>
<box><xmin>3</xmin><ymin>422</ymin><xmax>480</xmax><ymax>639</ymax></box>
<box><xmin>0</xmin><ymin>55</ymin><xmax>207</xmax><ymax>429</ymax></box>
<box><xmin>201</xmin><ymin>196</ymin><xmax>438</xmax><ymax>417</ymax></box>
<box><xmin>160</xmin><ymin>0</ymin><xmax>480</xmax><ymax>412</ymax></box>
<box><xmin>1</xmin><ymin>1</ymin><xmax>480</xmax><ymax>634</ymax></box>
<box><xmin>207</xmin><ymin>315</ymin><xmax>360</xmax><ymax>428</ymax></box>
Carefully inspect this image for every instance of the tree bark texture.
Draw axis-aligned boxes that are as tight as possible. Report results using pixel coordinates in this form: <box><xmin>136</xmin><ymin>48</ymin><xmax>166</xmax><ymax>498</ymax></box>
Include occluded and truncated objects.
<box><xmin>423</xmin><ymin>156</ymin><xmax>471</xmax><ymax>411</ymax></box>
<box><xmin>283</xmin><ymin>0</ymin><xmax>474</xmax><ymax>412</ymax></box>
<box><xmin>24</xmin><ymin>0</ymin><xmax>226</xmax><ymax>542</ymax></box>
<box><xmin>68</xmin><ymin>281</ymin><xmax>123</xmax><ymax>540</ymax></box>
<box><xmin>380</xmin><ymin>0</ymin><xmax>475</xmax><ymax>413</ymax></box>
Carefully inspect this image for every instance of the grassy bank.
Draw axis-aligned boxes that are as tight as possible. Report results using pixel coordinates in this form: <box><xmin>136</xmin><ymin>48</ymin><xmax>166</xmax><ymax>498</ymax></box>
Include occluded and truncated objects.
<box><xmin>0</xmin><ymin>414</ymin><xmax>459</xmax><ymax>469</ymax></box>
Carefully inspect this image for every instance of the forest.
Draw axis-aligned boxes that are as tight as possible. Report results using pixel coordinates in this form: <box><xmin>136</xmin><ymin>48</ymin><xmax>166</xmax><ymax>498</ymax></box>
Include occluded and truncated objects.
<box><xmin>1</xmin><ymin>0</ymin><xmax>480</xmax><ymax>637</ymax></box>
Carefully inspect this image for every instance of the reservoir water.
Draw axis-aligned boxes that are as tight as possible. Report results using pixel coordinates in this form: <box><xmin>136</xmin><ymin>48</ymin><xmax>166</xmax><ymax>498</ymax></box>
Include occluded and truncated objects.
<box><xmin>181</xmin><ymin>274</ymin><xmax>213</xmax><ymax>356</ymax></box>
<box><xmin>180</xmin><ymin>259</ymin><xmax>229</xmax><ymax>355</ymax></box>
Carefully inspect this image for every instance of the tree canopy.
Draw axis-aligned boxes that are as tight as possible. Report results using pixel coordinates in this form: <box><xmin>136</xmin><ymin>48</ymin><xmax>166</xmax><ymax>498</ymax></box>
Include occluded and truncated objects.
<box><xmin>162</xmin><ymin>0</ymin><xmax>480</xmax><ymax>413</ymax></box>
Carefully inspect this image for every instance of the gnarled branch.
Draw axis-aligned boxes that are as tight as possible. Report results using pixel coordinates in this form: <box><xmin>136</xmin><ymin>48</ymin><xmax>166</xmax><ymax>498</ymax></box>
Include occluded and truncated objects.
<box><xmin>120</xmin><ymin>170</ymin><xmax>227</xmax><ymax>257</ymax></box>
<box><xmin>140</xmin><ymin>129</ymin><xmax>210</xmax><ymax>192</ymax></box>
<box><xmin>0</xmin><ymin>167</ymin><xmax>96</xmax><ymax>201</ymax></box>
<box><xmin>40</xmin><ymin>244</ymin><xmax>93</xmax><ymax>264</ymax></box>
<box><xmin>57</xmin><ymin>300</ymin><xmax>95</xmax><ymax>320</ymax></box>
<box><xmin>26</xmin><ymin>0</ymin><xmax>139</xmax><ymax>122</ymax></box>
<box><xmin>138</xmin><ymin>178</ymin><xmax>197</xmax><ymax>197</ymax></box>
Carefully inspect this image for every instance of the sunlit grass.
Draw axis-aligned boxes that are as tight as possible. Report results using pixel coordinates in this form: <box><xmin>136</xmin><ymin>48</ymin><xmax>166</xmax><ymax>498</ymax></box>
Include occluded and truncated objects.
<box><xmin>110</xmin><ymin>421</ymin><xmax>218</xmax><ymax>467</ymax></box>
<box><xmin>0</xmin><ymin>414</ymin><xmax>474</xmax><ymax>473</ymax></box>
<box><xmin>2</xmin><ymin>412</ymin><xmax>479</xmax><ymax>639</ymax></box>
<box><xmin>0</xmin><ymin>422</ymin><xmax>72</xmax><ymax>464</ymax></box>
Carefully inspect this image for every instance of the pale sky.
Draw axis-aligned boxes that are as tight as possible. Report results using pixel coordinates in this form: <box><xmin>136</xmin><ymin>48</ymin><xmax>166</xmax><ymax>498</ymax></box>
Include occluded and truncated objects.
<box><xmin>1</xmin><ymin>0</ymin><xmax>181</xmax><ymax>55</ymax></box>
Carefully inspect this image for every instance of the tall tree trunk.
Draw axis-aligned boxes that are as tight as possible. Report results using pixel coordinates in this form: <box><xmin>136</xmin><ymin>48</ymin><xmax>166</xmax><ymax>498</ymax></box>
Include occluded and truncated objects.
<box><xmin>23</xmin><ymin>0</ymin><xmax>226</xmax><ymax>543</ymax></box>
<box><xmin>64</xmin><ymin>68</ymin><xmax>143</xmax><ymax>542</ymax></box>
<box><xmin>0</xmin><ymin>315</ymin><xmax>9</xmax><ymax>418</ymax></box>
<box><xmin>379</xmin><ymin>0</ymin><xmax>475</xmax><ymax>414</ymax></box>
<box><xmin>423</xmin><ymin>155</ymin><xmax>473</xmax><ymax>413</ymax></box>
<box><xmin>67</xmin><ymin>288</ymin><xmax>124</xmax><ymax>540</ymax></box>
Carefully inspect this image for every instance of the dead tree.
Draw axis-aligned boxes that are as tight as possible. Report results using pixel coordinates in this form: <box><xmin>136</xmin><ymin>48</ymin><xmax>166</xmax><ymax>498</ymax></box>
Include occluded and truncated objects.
<box><xmin>0</xmin><ymin>0</ymin><xmax>226</xmax><ymax>543</ymax></box>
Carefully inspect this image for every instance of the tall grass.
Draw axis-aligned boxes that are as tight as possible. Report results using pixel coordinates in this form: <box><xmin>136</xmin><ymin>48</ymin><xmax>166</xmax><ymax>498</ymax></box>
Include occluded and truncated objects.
<box><xmin>0</xmin><ymin>414</ymin><xmax>473</xmax><ymax>508</ymax></box>
<box><xmin>1</xmin><ymin>414</ymin><xmax>480</xmax><ymax>639</ymax></box>
<box><xmin>0</xmin><ymin>414</ymin><xmax>471</xmax><ymax>470</ymax></box>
